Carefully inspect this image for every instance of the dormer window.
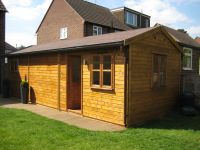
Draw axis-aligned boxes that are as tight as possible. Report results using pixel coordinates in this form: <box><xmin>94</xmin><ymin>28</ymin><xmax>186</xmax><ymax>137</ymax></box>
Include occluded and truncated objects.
<box><xmin>60</xmin><ymin>27</ymin><xmax>68</xmax><ymax>39</ymax></box>
<box><xmin>93</xmin><ymin>25</ymin><xmax>102</xmax><ymax>36</ymax></box>
<box><xmin>126</xmin><ymin>11</ymin><xmax>137</xmax><ymax>26</ymax></box>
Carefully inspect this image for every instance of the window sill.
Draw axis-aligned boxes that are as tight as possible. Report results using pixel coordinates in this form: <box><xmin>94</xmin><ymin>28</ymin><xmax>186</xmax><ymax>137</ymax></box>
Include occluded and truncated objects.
<box><xmin>126</xmin><ymin>23</ymin><xmax>137</xmax><ymax>27</ymax></box>
<box><xmin>91</xmin><ymin>86</ymin><xmax>114</xmax><ymax>91</ymax></box>
<box><xmin>183</xmin><ymin>68</ymin><xmax>193</xmax><ymax>71</ymax></box>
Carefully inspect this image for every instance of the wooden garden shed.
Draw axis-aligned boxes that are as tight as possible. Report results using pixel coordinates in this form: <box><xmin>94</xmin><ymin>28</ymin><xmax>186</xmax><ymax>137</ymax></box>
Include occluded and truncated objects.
<box><xmin>7</xmin><ymin>26</ymin><xmax>181</xmax><ymax>126</ymax></box>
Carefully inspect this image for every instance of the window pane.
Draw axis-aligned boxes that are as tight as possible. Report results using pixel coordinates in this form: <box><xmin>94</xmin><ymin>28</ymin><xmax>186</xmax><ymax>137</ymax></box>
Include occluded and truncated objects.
<box><xmin>93</xmin><ymin>56</ymin><xmax>100</xmax><ymax>69</ymax></box>
<box><xmin>160</xmin><ymin>73</ymin><xmax>165</xmax><ymax>86</ymax></box>
<box><xmin>160</xmin><ymin>56</ymin><xmax>166</xmax><ymax>72</ymax></box>
<box><xmin>93</xmin><ymin>71</ymin><xmax>100</xmax><ymax>85</ymax></box>
<box><xmin>153</xmin><ymin>55</ymin><xmax>159</xmax><ymax>73</ymax></box>
<box><xmin>103</xmin><ymin>56</ymin><xmax>111</xmax><ymax>70</ymax></box>
<box><xmin>184</xmin><ymin>49</ymin><xmax>192</xmax><ymax>55</ymax></box>
<box><xmin>126</xmin><ymin>12</ymin><xmax>137</xmax><ymax>26</ymax></box>
<box><xmin>98</xmin><ymin>27</ymin><xmax>102</xmax><ymax>35</ymax></box>
<box><xmin>183</xmin><ymin>56</ymin><xmax>191</xmax><ymax>68</ymax></box>
<box><xmin>153</xmin><ymin>73</ymin><xmax>159</xmax><ymax>87</ymax></box>
<box><xmin>103</xmin><ymin>72</ymin><xmax>111</xmax><ymax>86</ymax></box>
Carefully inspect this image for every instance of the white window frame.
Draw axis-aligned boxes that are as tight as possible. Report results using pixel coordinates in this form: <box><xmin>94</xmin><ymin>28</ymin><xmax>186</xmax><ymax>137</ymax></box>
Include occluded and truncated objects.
<box><xmin>93</xmin><ymin>25</ymin><xmax>102</xmax><ymax>36</ymax></box>
<box><xmin>183</xmin><ymin>47</ymin><xmax>192</xmax><ymax>70</ymax></box>
<box><xmin>126</xmin><ymin>11</ymin><xmax>137</xmax><ymax>27</ymax></box>
<box><xmin>60</xmin><ymin>27</ymin><xmax>68</xmax><ymax>39</ymax></box>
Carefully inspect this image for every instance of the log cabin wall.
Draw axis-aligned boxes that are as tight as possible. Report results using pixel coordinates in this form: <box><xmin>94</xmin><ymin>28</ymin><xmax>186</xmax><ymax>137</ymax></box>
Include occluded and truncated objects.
<box><xmin>82</xmin><ymin>50</ymin><xmax>125</xmax><ymax>125</ymax></box>
<box><xmin>8</xmin><ymin>49</ymin><xmax>126</xmax><ymax>125</ymax></box>
<box><xmin>127</xmin><ymin>31</ymin><xmax>181</xmax><ymax>126</ymax></box>
<box><xmin>8</xmin><ymin>53</ymin><xmax>68</xmax><ymax>111</ymax></box>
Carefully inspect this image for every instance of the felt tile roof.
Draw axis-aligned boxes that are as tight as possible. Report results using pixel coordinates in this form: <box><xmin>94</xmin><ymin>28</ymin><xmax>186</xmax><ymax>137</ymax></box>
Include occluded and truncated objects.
<box><xmin>11</xmin><ymin>27</ymin><xmax>156</xmax><ymax>55</ymax></box>
<box><xmin>0</xmin><ymin>1</ymin><xmax>7</xmax><ymax>12</ymax></box>
<box><xmin>65</xmin><ymin>0</ymin><xmax>130</xmax><ymax>31</ymax></box>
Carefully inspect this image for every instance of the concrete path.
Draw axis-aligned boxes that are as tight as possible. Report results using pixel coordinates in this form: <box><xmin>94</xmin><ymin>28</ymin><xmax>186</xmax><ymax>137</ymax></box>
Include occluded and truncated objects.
<box><xmin>0</xmin><ymin>97</ymin><xmax>125</xmax><ymax>132</ymax></box>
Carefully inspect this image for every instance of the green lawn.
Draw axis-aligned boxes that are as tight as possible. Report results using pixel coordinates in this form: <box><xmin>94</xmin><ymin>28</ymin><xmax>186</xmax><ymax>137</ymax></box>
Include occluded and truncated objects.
<box><xmin>0</xmin><ymin>108</ymin><xmax>200</xmax><ymax>150</ymax></box>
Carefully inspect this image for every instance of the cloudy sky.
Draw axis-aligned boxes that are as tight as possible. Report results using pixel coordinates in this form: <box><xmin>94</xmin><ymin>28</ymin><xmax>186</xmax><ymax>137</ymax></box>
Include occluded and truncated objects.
<box><xmin>3</xmin><ymin>0</ymin><xmax>200</xmax><ymax>47</ymax></box>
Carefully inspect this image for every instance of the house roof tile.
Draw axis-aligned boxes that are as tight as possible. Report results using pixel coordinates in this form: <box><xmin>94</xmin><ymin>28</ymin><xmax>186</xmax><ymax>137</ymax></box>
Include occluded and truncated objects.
<box><xmin>11</xmin><ymin>27</ymin><xmax>156</xmax><ymax>55</ymax></box>
<box><xmin>65</xmin><ymin>0</ymin><xmax>130</xmax><ymax>30</ymax></box>
<box><xmin>163</xmin><ymin>26</ymin><xmax>200</xmax><ymax>48</ymax></box>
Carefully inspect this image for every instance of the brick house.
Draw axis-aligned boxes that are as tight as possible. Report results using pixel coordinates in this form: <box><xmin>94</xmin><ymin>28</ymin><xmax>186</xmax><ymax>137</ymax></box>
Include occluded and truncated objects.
<box><xmin>36</xmin><ymin>0</ymin><xmax>131</xmax><ymax>45</ymax></box>
<box><xmin>195</xmin><ymin>37</ymin><xmax>200</xmax><ymax>44</ymax></box>
<box><xmin>160</xmin><ymin>25</ymin><xmax>200</xmax><ymax>98</ymax></box>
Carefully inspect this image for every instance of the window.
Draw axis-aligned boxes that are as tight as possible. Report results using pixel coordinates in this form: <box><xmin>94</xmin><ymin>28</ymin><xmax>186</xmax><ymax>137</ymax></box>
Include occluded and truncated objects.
<box><xmin>183</xmin><ymin>47</ymin><xmax>192</xmax><ymax>70</ymax></box>
<box><xmin>60</xmin><ymin>27</ymin><xmax>68</xmax><ymax>39</ymax></box>
<box><xmin>10</xmin><ymin>59</ymin><xmax>19</xmax><ymax>72</ymax></box>
<box><xmin>91</xmin><ymin>55</ymin><xmax>114</xmax><ymax>89</ymax></box>
<box><xmin>93</xmin><ymin>26</ymin><xmax>102</xmax><ymax>36</ymax></box>
<box><xmin>152</xmin><ymin>54</ymin><xmax>166</xmax><ymax>88</ymax></box>
<box><xmin>145</xmin><ymin>19</ymin><xmax>149</xmax><ymax>27</ymax></box>
<box><xmin>126</xmin><ymin>11</ymin><xmax>137</xmax><ymax>26</ymax></box>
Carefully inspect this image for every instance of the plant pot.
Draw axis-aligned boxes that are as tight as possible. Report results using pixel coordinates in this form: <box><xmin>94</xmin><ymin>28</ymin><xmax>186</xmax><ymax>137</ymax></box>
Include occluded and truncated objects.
<box><xmin>20</xmin><ymin>85</ymin><xmax>29</xmax><ymax>104</ymax></box>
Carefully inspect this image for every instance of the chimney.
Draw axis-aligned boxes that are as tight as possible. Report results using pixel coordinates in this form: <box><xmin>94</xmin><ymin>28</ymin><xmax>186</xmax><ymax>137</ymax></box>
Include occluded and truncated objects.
<box><xmin>177</xmin><ymin>29</ymin><xmax>187</xmax><ymax>34</ymax></box>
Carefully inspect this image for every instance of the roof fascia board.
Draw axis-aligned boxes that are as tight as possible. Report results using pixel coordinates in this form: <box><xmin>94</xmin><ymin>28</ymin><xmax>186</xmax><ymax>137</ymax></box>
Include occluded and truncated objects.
<box><xmin>8</xmin><ymin>41</ymin><xmax>124</xmax><ymax>56</ymax></box>
<box><xmin>124</xmin><ymin>7</ymin><xmax>150</xmax><ymax>18</ymax></box>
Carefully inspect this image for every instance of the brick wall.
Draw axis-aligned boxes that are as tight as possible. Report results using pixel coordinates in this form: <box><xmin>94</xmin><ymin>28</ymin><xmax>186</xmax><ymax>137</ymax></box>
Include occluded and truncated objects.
<box><xmin>37</xmin><ymin>0</ymin><xmax>84</xmax><ymax>45</ymax></box>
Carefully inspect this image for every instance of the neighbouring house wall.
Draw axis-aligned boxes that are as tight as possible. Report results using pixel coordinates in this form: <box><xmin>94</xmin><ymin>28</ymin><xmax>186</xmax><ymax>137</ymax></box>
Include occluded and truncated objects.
<box><xmin>84</xmin><ymin>22</ymin><xmax>116</xmax><ymax>37</ymax></box>
<box><xmin>0</xmin><ymin>12</ymin><xmax>5</xmax><ymax>55</ymax></box>
<box><xmin>37</xmin><ymin>0</ymin><xmax>84</xmax><ymax>45</ymax></box>
<box><xmin>9</xmin><ymin>53</ymin><xmax>67</xmax><ymax>111</ymax></box>
<box><xmin>181</xmin><ymin>48</ymin><xmax>200</xmax><ymax>93</ymax></box>
<box><xmin>0</xmin><ymin>11</ymin><xmax>5</xmax><ymax>93</ymax></box>
<box><xmin>128</xmin><ymin>31</ymin><xmax>181</xmax><ymax>126</ymax></box>
<box><xmin>82</xmin><ymin>50</ymin><xmax>125</xmax><ymax>125</ymax></box>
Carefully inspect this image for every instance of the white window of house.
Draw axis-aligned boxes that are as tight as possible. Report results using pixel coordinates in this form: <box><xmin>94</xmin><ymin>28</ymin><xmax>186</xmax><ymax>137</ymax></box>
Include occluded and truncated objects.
<box><xmin>126</xmin><ymin>11</ymin><xmax>137</xmax><ymax>26</ymax></box>
<box><xmin>93</xmin><ymin>26</ymin><xmax>102</xmax><ymax>36</ymax></box>
<box><xmin>60</xmin><ymin>27</ymin><xmax>68</xmax><ymax>39</ymax></box>
<box><xmin>183</xmin><ymin>47</ymin><xmax>192</xmax><ymax>70</ymax></box>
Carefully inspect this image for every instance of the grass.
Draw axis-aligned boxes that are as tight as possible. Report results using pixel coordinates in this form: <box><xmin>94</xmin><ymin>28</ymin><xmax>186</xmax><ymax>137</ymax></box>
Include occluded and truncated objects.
<box><xmin>0</xmin><ymin>108</ymin><xmax>200</xmax><ymax>150</ymax></box>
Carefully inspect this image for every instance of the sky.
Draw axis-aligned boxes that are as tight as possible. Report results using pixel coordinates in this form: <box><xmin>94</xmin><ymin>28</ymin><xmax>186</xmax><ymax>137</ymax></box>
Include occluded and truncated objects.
<box><xmin>3</xmin><ymin>0</ymin><xmax>200</xmax><ymax>47</ymax></box>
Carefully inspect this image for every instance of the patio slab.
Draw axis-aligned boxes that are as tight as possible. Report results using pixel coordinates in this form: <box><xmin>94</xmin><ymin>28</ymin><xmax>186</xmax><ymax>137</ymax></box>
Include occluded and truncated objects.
<box><xmin>0</xmin><ymin>97</ymin><xmax>125</xmax><ymax>132</ymax></box>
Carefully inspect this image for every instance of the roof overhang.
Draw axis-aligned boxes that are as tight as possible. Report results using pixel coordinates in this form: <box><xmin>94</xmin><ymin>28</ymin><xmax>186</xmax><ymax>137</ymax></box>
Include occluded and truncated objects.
<box><xmin>124</xmin><ymin>26</ymin><xmax>182</xmax><ymax>53</ymax></box>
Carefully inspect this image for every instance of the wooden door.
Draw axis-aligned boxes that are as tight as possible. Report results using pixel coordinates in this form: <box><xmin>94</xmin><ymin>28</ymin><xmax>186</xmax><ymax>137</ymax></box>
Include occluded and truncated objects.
<box><xmin>68</xmin><ymin>56</ymin><xmax>81</xmax><ymax>110</ymax></box>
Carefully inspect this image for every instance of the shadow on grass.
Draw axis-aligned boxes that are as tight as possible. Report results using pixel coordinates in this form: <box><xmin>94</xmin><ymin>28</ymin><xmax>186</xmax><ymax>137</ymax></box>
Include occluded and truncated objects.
<box><xmin>139</xmin><ymin>111</ymin><xmax>200</xmax><ymax>131</ymax></box>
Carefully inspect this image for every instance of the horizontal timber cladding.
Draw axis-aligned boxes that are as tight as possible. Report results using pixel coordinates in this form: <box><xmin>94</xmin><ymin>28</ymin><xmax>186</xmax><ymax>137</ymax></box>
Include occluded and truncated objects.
<box><xmin>128</xmin><ymin>31</ymin><xmax>181</xmax><ymax>126</ymax></box>
<box><xmin>8</xmin><ymin>53</ymin><xmax>68</xmax><ymax>111</ymax></box>
<box><xmin>82</xmin><ymin>50</ymin><xmax>125</xmax><ymax>125</ymax></box>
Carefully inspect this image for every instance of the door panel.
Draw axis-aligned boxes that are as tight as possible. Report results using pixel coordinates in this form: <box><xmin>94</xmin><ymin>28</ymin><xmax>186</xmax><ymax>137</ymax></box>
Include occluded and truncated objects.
<box><xmin>68</xmin><ymin>56</ymin><xmax>81</xmax><ymax>110</ymax></box>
